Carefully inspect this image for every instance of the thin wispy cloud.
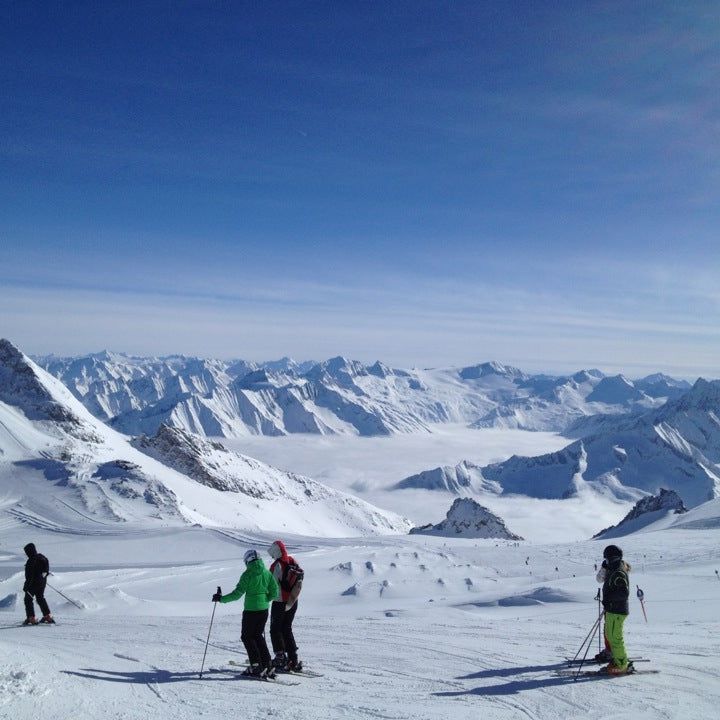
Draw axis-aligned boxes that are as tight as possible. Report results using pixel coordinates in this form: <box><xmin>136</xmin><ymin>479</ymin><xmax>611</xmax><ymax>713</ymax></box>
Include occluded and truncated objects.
<box><xmin>3</xmin><ymin>253</ymin><xmax>719</xmax><ymax>378</ymax></box>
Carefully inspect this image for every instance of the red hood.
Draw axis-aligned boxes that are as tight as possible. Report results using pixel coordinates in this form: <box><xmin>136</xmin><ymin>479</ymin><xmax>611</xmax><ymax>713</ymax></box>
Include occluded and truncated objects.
<box><xmin>272</xmin><ymin>539</ymin><xmax>289</xmax><ymax>560</ymax></box>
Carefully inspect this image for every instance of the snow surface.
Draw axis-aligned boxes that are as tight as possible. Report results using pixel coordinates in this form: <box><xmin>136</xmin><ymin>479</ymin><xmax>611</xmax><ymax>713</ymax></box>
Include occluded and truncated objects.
<box><xmin>1</xmin><ymin>517</ymin><xmax>719</xmax><ymax>719</ymax></box>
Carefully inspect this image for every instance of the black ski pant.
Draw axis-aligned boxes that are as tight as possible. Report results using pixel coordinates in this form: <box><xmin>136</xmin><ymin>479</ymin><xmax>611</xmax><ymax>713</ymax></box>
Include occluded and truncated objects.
<box><xmin>24</xmin><ymin>581</ymin><xmax>50</xmax><ymax>619</ymax></box>
<box><xmin>241</xmin><ymin>609</ymin><xmax>271</xmax><ymax>668</ymax></box>
<box><xmin>270</xmin><ymin>600</ymin><xmax>298</xmax><ymax>662</ymax></box>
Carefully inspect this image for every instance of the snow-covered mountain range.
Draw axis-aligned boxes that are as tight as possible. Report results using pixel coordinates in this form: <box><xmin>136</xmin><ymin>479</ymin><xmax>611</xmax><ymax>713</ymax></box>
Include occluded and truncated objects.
<box><xmin>36</xmin><ymin>351</ymin><xmax>691</xmax><ymax>438</ymax></box>
<box><xmin>395</xmin><ymin>379</ymin><xmax>720</xmax><ymax>508</ymax></box>
<box><xmin>0</xmin><ymin>340</ymin><xmax>409</xmax><ymax>536</ymax></box>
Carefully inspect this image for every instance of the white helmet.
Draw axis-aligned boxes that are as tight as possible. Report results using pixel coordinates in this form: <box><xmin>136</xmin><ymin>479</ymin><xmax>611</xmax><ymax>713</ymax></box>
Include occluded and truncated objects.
<box><xmin>243</xmin><ymin>548</ymin><xmax>259</xmax><ymax>565</ymax></box>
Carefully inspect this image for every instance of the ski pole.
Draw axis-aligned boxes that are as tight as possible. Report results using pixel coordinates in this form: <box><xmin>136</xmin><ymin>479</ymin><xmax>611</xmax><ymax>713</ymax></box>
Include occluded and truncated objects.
<box><xmin>636</xmin><ymin>585</ymin><xmax>648</xmax><ymax>623</ymax></box>
<box><xmin>46</xmin><ymin>581</ymin><xmax>83</xmax><ymax>610</ymax></box>
<box><xmin>570</xmin><ymin>611</ymin><xmax>602</xmax><ymax>664</ymax></box>
<box><xmin>573</xmin><ymin>613</ymin><xmax>601</xmax><ymax>681</ymax></box>
<box><xmin>596</xmin><ymin>589</ymin><xmax>602</xmax><ymax>655</ymax></box>
<box><xmin>199</xmin><ymin>586</ymin><xmax>221</xmax><ymax>679</ymax></box>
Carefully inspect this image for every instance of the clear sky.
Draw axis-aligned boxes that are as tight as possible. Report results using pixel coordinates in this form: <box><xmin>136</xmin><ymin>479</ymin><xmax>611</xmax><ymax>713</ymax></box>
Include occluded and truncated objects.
<box><xmin>2</xmin><ymin>1</ymin><xmax>719</xmax><ymax>377</ymax></box>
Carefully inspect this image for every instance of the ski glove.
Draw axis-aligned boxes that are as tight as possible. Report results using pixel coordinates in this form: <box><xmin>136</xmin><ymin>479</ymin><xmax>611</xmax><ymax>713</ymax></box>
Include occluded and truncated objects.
<box><xmin>212</xmin><ymin>592</ymin><xmax>222</xmax><ymax>603</ymax></box>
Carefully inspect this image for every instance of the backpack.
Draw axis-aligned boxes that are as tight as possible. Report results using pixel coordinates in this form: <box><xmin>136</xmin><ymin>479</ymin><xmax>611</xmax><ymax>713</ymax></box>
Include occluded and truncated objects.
<box><xmin>280</xmin><ymin>560</ymin><xmax>304</xmax><ymax>593</ymax></box>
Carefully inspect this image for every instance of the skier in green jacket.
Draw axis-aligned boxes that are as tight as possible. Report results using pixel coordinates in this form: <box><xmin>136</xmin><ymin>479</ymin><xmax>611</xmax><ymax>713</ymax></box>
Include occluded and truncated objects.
<box><xmin>213</xmin><ymin>548</ymin><xmax>280</xmax><ymax>678</ymax></box>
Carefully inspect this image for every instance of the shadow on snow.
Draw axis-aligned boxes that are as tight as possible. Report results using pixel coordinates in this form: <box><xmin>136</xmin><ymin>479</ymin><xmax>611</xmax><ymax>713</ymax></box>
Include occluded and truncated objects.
<box><xmin>62</xmin><ymin>667</ymin><xmax>243</xmax><ymax>685</ymax></box>
<box><xmin>455</xmin><ymin>662</ymin><xmax>571</xmax><ymax>680</ymax></box>
<box><xmin>437</xmin><ymin>662</ymin><xmax>614</xmax><ymax>697</ymax></box>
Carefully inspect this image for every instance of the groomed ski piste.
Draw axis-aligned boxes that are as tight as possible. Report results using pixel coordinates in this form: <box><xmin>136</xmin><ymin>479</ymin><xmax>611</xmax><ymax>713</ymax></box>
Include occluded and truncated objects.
<box><xmin>1</xmin><ymin>518</ymin><xmax>719</xmax><ymax>719</ymax></box>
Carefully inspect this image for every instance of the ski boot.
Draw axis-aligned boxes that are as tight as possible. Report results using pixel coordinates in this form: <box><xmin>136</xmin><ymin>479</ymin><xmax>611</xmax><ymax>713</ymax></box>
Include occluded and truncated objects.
<box><xmin>285</xmin><ymin>657</ymin><xmax>303</xmax><ymax>673</ymax></box>
<box><xmin>594</xmin><ymin>648</ymin><xmax>612</xmax><ymax>663</ymax></box>
<box><xmin>22</xmin><ymin>616</ymin><xmax>38</xmax><ymax>626</ymax></box>
<box><xmin>259</xmin><ymin>664</ymin><xmax>276</xmax><ymax>680</ymax></box>
<box><xmin>272</xmin><ymin>652</ymin><xmax>287</xmax><ymax>670</ymax></box>
<box><xmin>39</xmin><ymin>614</ymin><xmax>55</xmax><ymax>624</ymax></box>
<box><xmin>241</xmin><ymin>663</ymin><xmax>262</xmax><ymax>677</ymax></box>
<box><xmin>603</xmin><ymin>661</ymin><xmax>633</xmax><ymax>675</ymax></box>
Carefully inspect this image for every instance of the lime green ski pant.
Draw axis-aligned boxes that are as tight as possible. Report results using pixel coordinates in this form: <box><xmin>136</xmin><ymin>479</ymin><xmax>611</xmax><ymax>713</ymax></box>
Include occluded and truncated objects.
<box><xmin>604</xmin><ymin>612</ymin><xmax>628</xmax><ymax>668</ymax></box>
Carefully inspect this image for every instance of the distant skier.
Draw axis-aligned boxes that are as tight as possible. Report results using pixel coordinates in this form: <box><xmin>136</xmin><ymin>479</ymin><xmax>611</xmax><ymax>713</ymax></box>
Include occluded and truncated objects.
<box><xmin>267</xmin><ymin>540</ymin><xmax>304</xmax><ymax>671</ymax></box>
<box><xmin>22</xmin><ymin>543</ymin><xmax>53</xmax><ymax>625</ymax></box>
<box><xmin>213</xmin><ymin>549</ymin><xmax>279</xmax><ymax>678</ymax></box>
<box><xmin>595</xmin><ymin>544</ymin><xmax>631</xmax><ymax>673</ymax></box>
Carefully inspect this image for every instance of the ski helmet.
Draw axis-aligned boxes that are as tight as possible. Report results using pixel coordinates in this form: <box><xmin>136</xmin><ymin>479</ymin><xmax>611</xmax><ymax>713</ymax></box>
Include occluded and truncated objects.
<box><xmin>603</xmin><ymin>544</ymin><xmax>623</xmax><ymax>560</ymax></box>
<box><xmin>243</xmin><ymin>548</ymin><xmax>259</xmax><ymax>565</ymax></box>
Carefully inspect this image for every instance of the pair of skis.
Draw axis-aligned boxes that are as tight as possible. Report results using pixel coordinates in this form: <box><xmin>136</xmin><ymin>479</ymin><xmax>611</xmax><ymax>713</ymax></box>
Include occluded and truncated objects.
<box><xmin>210</xmin><ymin>660</ymin><xmax>322</xmax><ymax>686</ymax></box>
<box><xmin>227</xmin><ymin>659</ymin><xmax>323</xmax><ymax>678</ymax></box>
<box><xmin>0</xmin><ymin>621</ymin><xmax>57</xmax><ymax>630</ymax></box>
<box><xmin>560</xmin><ymin>657</ymin><xmax>659</xmax><ymax>677</ymax></box>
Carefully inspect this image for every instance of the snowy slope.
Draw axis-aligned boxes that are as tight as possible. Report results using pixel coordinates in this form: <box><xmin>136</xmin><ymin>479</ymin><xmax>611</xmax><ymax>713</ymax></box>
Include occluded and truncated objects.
<box><xmin>36</xmin><ymin>350</ymin><xmax>678</xmax><ymax>438</ymax></box>
<box><xmin>131</xmin><ymin>425</ymin><xmax>411</xmax><ymax>535</ymax></box>
<box><xmin>0</xmin><ymin>340</ymin><xmax>409</xmax><ymax>537</ymax></box>
<box><xmin>0</xmin><ymin>512</ymin><xmax>719</xmax><ymax>719</ymax></box>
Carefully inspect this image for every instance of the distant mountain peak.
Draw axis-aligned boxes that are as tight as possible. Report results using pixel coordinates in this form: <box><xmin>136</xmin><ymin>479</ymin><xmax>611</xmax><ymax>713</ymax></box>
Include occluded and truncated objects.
<box><xmin>654</xmin><ymin>378</ymin><xmax>720</xmax><ymax>418</ymax></box>
<box><xmin>367</xmin><ymin>360</ymin><xmax>393</xmax><ymax>378</ymax></box>
<box><xmin>0</xmin><ymin>338</ymin><xmax>83</xmax><ymax>427</ymax></box>
<box><xmin>594</xmin><ymin>488</ymin><xmax>687</xmax><ymax>539</ymax></box>
<box><xmin>393</xmin><ymin>460</ymin><xmax>502</xmax><ymax>495</ymax></box>
<box><xmin>641</xmin><ymin>373</ymin><xmax>680</xmax><ymax>384</ymax></box>
<box><xmin>573</xmin><ymin>369</ymin><xmax>605</xmax><ymax>383</ymax></box>
<box><xmin>410</xmin><ymin>498</ymin><xmax>523</xmax><ymax>539</ymax></box>
<box><xmin>586</xmin><ymin>375</ymin><xmax>647</xmax><ymax>404</ymax></box>
<box><xmin>459</xmin><ymin>361</ymin><xmax>525</xmax><ymax>381</ymax></box>
<box><xmin>88</xmin><ymin>349</ymin><xmax>129</xmax><ymax>362</ymax></box>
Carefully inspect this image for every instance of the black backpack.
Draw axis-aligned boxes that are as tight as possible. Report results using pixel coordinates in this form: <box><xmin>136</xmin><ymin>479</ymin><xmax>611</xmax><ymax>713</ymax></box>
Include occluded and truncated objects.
<box><xmin>280</xmin><ymin>560</ymin><xmax>304</xmax><ymax>593</ymax></box>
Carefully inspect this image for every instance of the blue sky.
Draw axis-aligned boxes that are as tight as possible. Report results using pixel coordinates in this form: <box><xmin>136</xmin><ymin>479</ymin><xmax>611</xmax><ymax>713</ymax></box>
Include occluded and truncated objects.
<box><xmin>2</xmin><ymin>1</ymin><xmax>719</xmax><ymax>377</ymax></box>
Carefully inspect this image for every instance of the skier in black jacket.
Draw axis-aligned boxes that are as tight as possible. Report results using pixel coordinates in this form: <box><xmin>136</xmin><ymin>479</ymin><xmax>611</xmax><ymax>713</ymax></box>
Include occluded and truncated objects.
<box><xmin>23</xmin><ymin>543</ymin><xmax>54</xmax><ymax>625</ymax></box>
<box><xmin>597</xmin><ymin>544</ymin><xmax>631</xmax><ymax>674</ymax></box>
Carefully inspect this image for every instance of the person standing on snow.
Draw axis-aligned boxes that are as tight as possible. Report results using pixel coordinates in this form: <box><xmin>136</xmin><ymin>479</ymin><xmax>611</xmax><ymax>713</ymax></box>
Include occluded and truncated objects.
<box><xmin>213</xmin><ymin>548</ymin><xmax>279</xmax><ymax>678</ymax></box>
<box><xmin>268</xmin><ymin>540</ymin><xmax>304</xmax><ymax>671</ymax></box>
<box><xmin>22</xmin><ymin>543</ymin><xmax>54</xmax><ymax>625</ymax></box>
<box><xmin>595</xmin><ymin>544</ymin><xmax>632</xmax><ymax>674</ymax></box>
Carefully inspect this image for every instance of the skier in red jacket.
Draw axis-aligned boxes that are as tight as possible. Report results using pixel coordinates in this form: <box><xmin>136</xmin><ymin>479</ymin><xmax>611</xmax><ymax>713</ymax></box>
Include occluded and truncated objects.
<box><xmin>267</xmin><ymin>540</ymin><xmax>304</xmax><ymax>671</ymax></box>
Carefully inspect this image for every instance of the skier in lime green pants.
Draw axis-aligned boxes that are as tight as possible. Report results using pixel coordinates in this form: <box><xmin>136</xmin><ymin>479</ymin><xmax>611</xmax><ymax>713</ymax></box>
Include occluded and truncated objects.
<box><xmin>598</xmin><ymin>545</ymin><xmax>631</xmax><ymax>674</ymax></box>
